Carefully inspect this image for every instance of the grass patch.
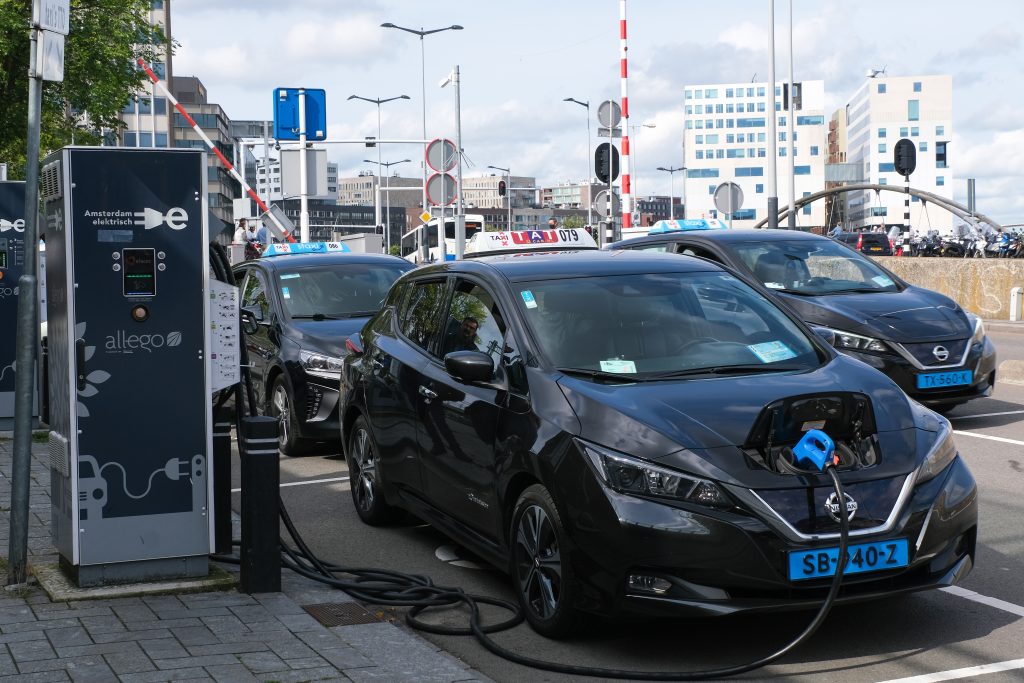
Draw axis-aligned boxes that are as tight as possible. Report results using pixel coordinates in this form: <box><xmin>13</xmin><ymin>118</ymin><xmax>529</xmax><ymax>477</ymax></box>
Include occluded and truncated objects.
<box><xmin>32</xmin><ymin>431</ymin><xmax>49</xmax><ymax>443</ymax></box>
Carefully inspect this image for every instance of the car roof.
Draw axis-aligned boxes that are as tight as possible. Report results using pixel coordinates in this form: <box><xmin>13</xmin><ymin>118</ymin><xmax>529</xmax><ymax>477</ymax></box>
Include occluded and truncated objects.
<box><xmin>237</xmin><ymin>252</ymin><xmax>412</xmax><ymax>273</ymax></box>
<box><xmin>614</xmin><ymin>228</ymin><xmax>831</xmax><ymax>248</ymax></box>
<box><xmin>410</xmin><ymin>248</ymin><xmax>725</xmax><ymax>283</ymax></box>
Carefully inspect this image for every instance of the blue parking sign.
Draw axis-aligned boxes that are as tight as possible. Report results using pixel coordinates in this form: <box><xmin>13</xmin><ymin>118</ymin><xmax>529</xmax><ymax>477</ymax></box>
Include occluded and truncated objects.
<box><xmin>273</xmin><ymin>88</ymin><xmax>327</xmax><ymax>142</ymax></box>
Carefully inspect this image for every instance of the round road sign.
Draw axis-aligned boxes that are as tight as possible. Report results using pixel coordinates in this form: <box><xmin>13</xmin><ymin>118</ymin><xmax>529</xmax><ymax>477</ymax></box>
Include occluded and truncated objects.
<box><xmin>425</xmin><ymin>138</ymin><xmax>458</xmax><ymax>173</ymax></box>
<box><xmin>597</xmin><ymin>100</ymin><xmax>622</xmax><ymax>128</ymax></box>
<box><xmin>593</xmin><ymin>190</ymin><xmax>621</xmax><ymax>216</ymax></box>
<box><xmin>713</xmin><ymin>182</ymin><xmax>744</xmax><ymax>215</ymax></box>
<box><xmin>426</xmin><ymin>172</ymin><xmax>457</xmax><ymax>206</ymax></box>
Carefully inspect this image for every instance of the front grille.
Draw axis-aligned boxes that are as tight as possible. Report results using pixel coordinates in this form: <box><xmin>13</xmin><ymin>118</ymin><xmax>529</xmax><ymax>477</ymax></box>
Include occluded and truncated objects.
<box><xmin>900</xmin><ymin>339</ymin><xmax>968</xmax><ymax>367</ymax></box>
<box><xmin>755</xmin><ymin>476</ymin><xmax>906</xmax><ymax>535</ymax></box>
<box><xmin>305</xmin><ymin>385</ymin><xmax>323</xmax><ymax>421</ymax></box>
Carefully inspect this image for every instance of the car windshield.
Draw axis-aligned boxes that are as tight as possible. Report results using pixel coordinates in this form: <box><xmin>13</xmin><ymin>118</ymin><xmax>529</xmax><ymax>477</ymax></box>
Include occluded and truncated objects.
<box><xmin>276</xmin><ymin>263</ymin><xmax>410</xmax><ymax>319</ymax></box>
<box><xmin>515</xmin><ymin>271</ymin><xmax>821</xmax><ymax>378</ymax></box>
<box><xmin>728</xmin><ymin>239</ymin><xmax>901</xmax><ymax>295</ymax></box>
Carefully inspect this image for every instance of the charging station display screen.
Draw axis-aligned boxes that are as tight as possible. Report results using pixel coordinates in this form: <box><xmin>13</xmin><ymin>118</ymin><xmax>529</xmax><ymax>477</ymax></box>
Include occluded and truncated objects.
<box><xmin>123</xmin><ymin>248</ymin><xmax>156</xmax><ymax>296</ymax></box>
<box><xmin>0</xmin><ymin>238</ymin><xmax>7</xmax><ymax>269</ymax></box>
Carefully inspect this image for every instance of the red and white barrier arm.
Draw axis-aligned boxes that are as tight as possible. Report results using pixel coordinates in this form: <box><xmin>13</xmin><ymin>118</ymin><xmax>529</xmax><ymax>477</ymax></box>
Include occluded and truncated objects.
<box><xmin>619</xmin><ymin>0</ymin><xmax>632</xmax><ymax>231</ymax></box>
<box><xmin>136</xmin><ymin>58</ymin><xmax>295</xmax><ymax>242</ymax></box>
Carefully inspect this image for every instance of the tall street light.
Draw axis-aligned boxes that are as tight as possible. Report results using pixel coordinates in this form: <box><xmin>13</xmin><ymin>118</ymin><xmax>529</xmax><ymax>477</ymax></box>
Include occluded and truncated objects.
<box><xmin>366</xmin><ymin>157</ymin><xmax>411</xmax><ymax>254</ymax></box>
<box><xmin>380</xmin><ymin>22</ymin><xmax>464</xmax><ymax>255</ymax></box>
<box><xmin>563</xmin><ymin>97</ymin><xmax>592</xmax><ymax>227</ymax></box>
<box><xmin>348</xmin><ymin>94</ymin><xmax>410</xmax><ymax>232</ymax></box>
<box><xmin>629</xmin><ymin>121</ymin><xmax>657</xmax><ymax>217</ymax></box>
<box><xmin>657</xmin><ymin>166</ymin><xmax>684</xmax><ymax>220</ymax></box>
<box><xmin>488</xmin><ymin>165</ymin><xmax>512</xmax><ymax>230</ymax></box>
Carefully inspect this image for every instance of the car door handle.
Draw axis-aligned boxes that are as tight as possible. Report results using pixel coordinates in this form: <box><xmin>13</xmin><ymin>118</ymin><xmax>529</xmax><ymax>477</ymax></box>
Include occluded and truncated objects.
<box><xmin>418</xmin><ymin>385</ymin><xmax>438</xmax><ymax>400</ymax></box>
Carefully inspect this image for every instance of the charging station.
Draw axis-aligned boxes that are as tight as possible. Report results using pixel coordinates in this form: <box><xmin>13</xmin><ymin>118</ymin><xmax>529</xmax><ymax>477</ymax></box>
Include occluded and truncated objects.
<box><xmin>42</xmin><ymin>147</ymin><xmax>213</xmax><ymax>586</ymax></box>
<box><xmin>0</xmin><ymin>181</ymin><xmax>28</xmax><ymax>428</ymax></box>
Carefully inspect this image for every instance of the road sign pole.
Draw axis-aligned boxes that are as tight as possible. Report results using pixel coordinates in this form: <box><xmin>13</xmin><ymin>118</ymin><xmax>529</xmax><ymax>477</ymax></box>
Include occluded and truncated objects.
<box><xmin>298</xmin><ymin>88</ymin><xmax>309</xmax><ymax>242</ymax></box>
<box><xmin>453</xmin><ymin>66</ymin><xmax>465</xmax><ymax>260</ymax></box>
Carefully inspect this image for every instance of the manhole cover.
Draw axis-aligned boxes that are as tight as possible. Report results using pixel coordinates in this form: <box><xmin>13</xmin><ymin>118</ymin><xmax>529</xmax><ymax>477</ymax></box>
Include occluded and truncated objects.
<box><xmin>302</xmin><ymin>602</ymin><xmax>383</xmax><ymax>627</ymax></box>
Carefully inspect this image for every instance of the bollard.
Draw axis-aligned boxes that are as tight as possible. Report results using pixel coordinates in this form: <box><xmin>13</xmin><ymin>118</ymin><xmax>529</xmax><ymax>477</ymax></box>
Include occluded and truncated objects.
<box><xmin>212</xmin><ymin>407</ymin><xmax>233</xmax><ymax>555</ymax></box>
<box><xmin>1011</xmin><ymin>287</ymin><xmax>1023</xmax><ymax>323</ymax></box>
<box><xmin>239</xmin><ymin>416</ymin><xmax>281</xmax><ymax>593</ymax></box>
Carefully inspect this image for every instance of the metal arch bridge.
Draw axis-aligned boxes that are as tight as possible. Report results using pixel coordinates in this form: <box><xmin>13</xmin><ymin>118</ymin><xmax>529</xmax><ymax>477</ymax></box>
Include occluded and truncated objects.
<box><xmin>751</xmin><ymin>183</ymin><xmax>1002</xmax><ymax>231</ymax></box>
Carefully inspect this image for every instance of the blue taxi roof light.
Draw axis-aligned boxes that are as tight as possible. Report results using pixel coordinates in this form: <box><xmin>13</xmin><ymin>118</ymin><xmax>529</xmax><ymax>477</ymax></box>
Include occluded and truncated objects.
<box><xmin>262</xmin><ymin>242</ymin><xmax>352</xmax><ymax>257</ymax></box>
<box><xmin>648</xmin><ymin>219</ymin><xmax>728</xmax><ymax>234</ymax></box>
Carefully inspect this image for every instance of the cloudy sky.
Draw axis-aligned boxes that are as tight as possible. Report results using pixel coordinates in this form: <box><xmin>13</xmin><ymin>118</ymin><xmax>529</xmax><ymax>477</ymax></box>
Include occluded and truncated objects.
<box><xmin>171</xmin><ymin>0</ymin><xmax>1024</xmax><ymax>224</ymax></box>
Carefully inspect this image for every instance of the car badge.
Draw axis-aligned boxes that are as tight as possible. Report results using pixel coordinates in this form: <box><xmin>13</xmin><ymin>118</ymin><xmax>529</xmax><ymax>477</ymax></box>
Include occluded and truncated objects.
<box><xmin>932</xmin><ymin>345</ymin><xmax>950</xmax><ymax>362</ymax></box>
<box><xmin>824</xmin><ymin>492</ymin><xmax>858</xmax><ymax>523</ymax></box>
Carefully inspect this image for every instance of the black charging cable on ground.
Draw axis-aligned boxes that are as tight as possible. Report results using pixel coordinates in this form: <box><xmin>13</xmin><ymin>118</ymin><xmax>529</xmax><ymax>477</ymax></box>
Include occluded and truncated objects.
<box><xmin>208</xmin><ymin>241</ymin><xmax>852</xmax><ymax>678</ymax></box>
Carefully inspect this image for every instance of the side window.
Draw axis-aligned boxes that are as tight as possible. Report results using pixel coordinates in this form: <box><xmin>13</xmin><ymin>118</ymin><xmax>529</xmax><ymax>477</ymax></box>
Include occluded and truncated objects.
<box><xmin>627</xmin><ymin>243</ymin><xmax>670</xmax><ymax>252</ymax></box>
<box><xmin>676</xmin><ymin>244</ymin><xmax>721</xmax><ymax>262</ymax></box>
<box><xmin>399</xmin><ymin>280</ymin><xmax>447</xmax><ymax>352</ymax></box>
<box><xmin>442</xmin><ymin>282</ymin><xmax>506</xmax><ymax>358</ymax></box>
<box><xmin>241</xmin><ymin>271</ymin><xmax>270</xmax><ymax>320</ymax></box>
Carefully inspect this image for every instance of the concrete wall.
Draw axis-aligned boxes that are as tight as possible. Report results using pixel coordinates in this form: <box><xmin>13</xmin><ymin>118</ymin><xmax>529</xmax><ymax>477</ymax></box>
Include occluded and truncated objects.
<box><xmin>874</xmin><ymin>257</ymin><xmax>1024</xmax><ymax>320</ymax></box>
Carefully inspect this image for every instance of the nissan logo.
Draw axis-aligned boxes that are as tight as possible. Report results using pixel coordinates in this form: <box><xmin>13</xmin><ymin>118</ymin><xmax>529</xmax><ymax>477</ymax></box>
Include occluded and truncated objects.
<box><xmin>824</xmin><ymin>492</ymin><xmax>858</xmax><ymax>523</ymax></box>
<box><xmin>932</xmin><ymin>345</ymin><xmax>950</xmax><ymax>362</ymax></box>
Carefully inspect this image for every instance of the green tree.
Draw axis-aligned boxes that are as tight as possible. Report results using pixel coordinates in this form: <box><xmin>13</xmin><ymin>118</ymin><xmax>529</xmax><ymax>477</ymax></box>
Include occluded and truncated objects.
<box><xmin>0</xmin><ymin>0</ymin><xmax>169</xmax><ymax>177</ymax></box>
<box><xmin>561</xmin><ymin>215</ymin><xmax>585</xmax><ymax>230</ymax></box>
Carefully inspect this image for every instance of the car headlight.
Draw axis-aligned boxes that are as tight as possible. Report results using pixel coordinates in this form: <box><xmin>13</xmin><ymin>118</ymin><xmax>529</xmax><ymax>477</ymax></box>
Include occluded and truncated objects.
<box><xmin>917</xmin><ymin>419</ymin><xmax>958</xmax><ymax>483</ymax></box>
<box><xmin>578</xmin><ymin>440</ymin><xmax>732</xmax><ymax>509</ymax></box>
<box><xmin>822</xmin><ymin>327</ymin><xmax>890</xmax><ymax>353</ymax></box>
<box><xmin>966</xmin><ymin>314</ymin><xmax>985</xmax><ymax>345</ymax></box>
<box><xmin>299</xmin><ymin>350</ymin><xmax>345</xmax><ymax>379</ymax></box>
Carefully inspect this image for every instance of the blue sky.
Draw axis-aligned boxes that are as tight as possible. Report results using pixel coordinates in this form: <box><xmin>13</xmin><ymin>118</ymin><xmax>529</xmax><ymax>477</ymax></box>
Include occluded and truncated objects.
<box><xmin>172</xmin><ymin>0</ymin><xmax>1024</xmax><ymax>223</ymax></box>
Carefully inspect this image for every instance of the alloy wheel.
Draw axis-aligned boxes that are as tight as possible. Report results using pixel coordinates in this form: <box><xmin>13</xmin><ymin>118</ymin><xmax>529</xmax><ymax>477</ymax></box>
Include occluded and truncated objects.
<box><xmin>352</xmin><ymin>427</ymin><xmax>377</xmax><ymax>513</ymax></box>
<box><xmin>271</xmin><ymin>383</ymin><xmax>291</xmax><ymax>449</ymax></box>
<box><xmin>514</xmin><ymin>504</ymin><xmax>562</xmax><ymax>620</ymax></box>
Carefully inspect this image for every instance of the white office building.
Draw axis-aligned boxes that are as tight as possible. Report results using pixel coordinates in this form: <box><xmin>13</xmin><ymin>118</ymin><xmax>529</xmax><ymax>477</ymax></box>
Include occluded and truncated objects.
<box><xmin>840</xmin><ymin>75</ymin><xmax>953</xmax><ymax>233</ymax></box>
<box><xmin>116</xmin><ymin>0</ymin><xmax>174</xmax><ymax>149</ymax></box>
<box><xmin>682</xmin><ymin>80</ymin><xmax>827</xmax><ymax>227</ymax></box>
<box><xmin>255</xmin><ymin>157</ymin><xmax>338</xmax><ymax>202</ymax></box>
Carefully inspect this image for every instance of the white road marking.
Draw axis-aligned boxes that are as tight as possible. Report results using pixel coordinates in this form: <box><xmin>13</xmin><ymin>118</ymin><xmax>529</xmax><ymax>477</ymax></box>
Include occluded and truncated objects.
<box><xmin>875</xmin><ymin>658</ymin><xmax>1024</xmax><ymax>683</ymax></box>
<box><xmin>950</xmin><ymin>409</ymin><xmax>1024</xmax><ymax>420</ymax></box>
<box><xmin>231</xmin><ymin>475</ymin><xmax>349</xmax><ymax>493</ymax></box>
<box><xmin>940</xmin><ymin>585</ymin><xmax>1024</xmax><ymax>617</ymax></box>
<box><xmin>952</xmin><ymin>430</ymin><xmax>1024</xmax><ymax>447</ymax></box>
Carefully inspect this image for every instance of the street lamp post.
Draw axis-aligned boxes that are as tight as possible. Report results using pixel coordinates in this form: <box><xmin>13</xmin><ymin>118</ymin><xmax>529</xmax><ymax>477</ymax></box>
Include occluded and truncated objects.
<box><xmin>563</xmin><ymin>97</ymin><xmax>593</xmax><ymax>227</ymax></box>
<box><xmin>380</xmin><ymin>22</ymin><xmax>464</xmax><ymax>259</ymax></box>
<box><xmin>488</xmin><ymin>165</ymin><xmax>511</xmax><ymax>230</ymax></box>
<box><xmin>348</xmin><ymin>94</ymin><xmax>410</xmax><ymax>232</ymax></box>
<box><xmin>657</xmin><ymin>166</ymin><xmax>684</xmax><ymax>220</ymax></box>
<box><xmin>365</xmin><ymin>158</ymin><xmax>411</xmax><ymax>254</ymax></box>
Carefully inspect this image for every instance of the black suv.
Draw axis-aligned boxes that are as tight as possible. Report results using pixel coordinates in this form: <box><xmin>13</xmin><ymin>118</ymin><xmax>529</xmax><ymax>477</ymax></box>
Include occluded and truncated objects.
<box><xmin>234</xmin><ymin>252</ymin><xmax>412</xmax><ymax>455</ymax></box>
<box><xmin>834</xmin><ymin>231</ymin><xmax>894</xmax><ymax>256</ymax></box>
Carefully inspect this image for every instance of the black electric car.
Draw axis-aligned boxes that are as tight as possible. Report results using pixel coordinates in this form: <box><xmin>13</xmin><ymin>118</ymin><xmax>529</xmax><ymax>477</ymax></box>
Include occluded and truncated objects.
<box><xmin>339</xmin><ymin>250</ymin><xmax>977</xmax><ymax>637</ymax></box>
<box><xmin>611</xmin><ymin>229</ymin><xmax>996</xmax><ymax>412</ymax></box>
<box><xmin>234</xmin><ymin>251</ymin><xmax>412</xmax><ymax>455</ymax></box>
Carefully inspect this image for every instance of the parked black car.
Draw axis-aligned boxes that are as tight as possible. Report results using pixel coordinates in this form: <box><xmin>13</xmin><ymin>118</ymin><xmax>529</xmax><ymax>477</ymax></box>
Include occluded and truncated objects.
<box><xmin>611</xmin><ymin>229</ymin><xmax>996</xmax><ymax>412</ymax></box>
<box><xmin>833</xmin><ymin>231</ymin><xmax>894</xmax><ymax>256</ymax></box>
<box><xmin>234</xmin><ymin>251</ymin><xmax>412</xmax><ymax>455</ymax></box>
<box><xmin>339</xmin><ymin>250</ymin><xmax>976</xmax><ymax>637</ymax></box>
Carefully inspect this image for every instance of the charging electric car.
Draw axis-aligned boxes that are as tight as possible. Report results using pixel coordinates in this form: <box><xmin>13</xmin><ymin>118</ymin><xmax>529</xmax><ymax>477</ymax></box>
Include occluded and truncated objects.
<box><xmin>339</xmin><ymin>249</ymin><xmax>977</xmax><ymax>637</ymax></box>
<box><xmin>235</xmin><ymin>245</ymin><xmax>412</xmax><ymax>455</ymax></box>
<box><xmin>610</xmin><ymin>229</ymin><xmax>997</xmax><ymax>413</ymax></box>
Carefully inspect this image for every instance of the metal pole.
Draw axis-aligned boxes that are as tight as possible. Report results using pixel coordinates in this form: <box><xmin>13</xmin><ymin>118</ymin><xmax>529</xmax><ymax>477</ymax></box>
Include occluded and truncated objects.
<box><xmin>419</xmin><ymin>35</ymin><xmax>428</xmax><ymax>262</ymax></box>
<box><xmin>585</xmin><ymin>106</ymin><xmax>593</xmax><ymax>227</ymax></box>
<box><xmin>298</xmin><ymin>88</ymin><xmax>309</xmax><ymax>241</ymax></box>
<box><xmin>507</xmin><ymin>169</ymin><xmax>512</xmax><ymax>231</ymax></box>
<box><xmin>454</xmin><ymin>66</ymin><xmax>465</xmax><ymax>260</ymax></box>
<box><xmin>8</xmin><ymin>26</ymin><xmax>43</xmax><ymax>587</ymax></box>
<box><xmin>375</xmin><ymin>103</ymin><xmax>383</xmax><ymax>231</ymax></box>
<box><xmin>786</xmin><ymin>0</ymin><xmax>796</xmax><ymax>229</ymax></box>
<box><xmin>767</xmin><ymin>0</ymin><xmax>779</xmax><ymax>229</ymax></box>
<box><xmin>669</xmin><ymin>171</ymin><xmax>675</xmax><ymax>220</ymax></box>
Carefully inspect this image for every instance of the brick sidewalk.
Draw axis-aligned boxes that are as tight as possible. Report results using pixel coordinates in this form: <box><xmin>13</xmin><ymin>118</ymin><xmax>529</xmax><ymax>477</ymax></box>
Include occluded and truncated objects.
<box><xmin>1</xmin><ymin>437</ymin><xmax>492</xmax><ymax>683</ymax></box>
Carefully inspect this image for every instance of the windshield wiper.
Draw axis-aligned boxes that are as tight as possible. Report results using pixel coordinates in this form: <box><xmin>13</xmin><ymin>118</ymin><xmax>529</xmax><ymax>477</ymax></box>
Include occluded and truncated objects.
<box><xmin>648</xmin><ymin>364</ymin><xmax>805</xmax><ymax>379</ymax></box>
<box><xmin>557</xmin><ymin>367</ymin><xmax>643</xmax><ymax>383</ymax></box>
<box><xmin>341</xmin><ymin>310</ymin><xmax>379</xmax><ymax>318</ymax></box>
<box><xmin>290</xmin><ymin>313</ymin><xmax>341</xmax><ymax>320</ymax></box>
<box><xmin>830</xmin><ymin>287</ymin><xmax>884</xmax><ymax>294</ymax></box>
<box><xmin>775</xmin><ymin>288</ymin><xmax>814</xmax><ymax>296</ymax></box>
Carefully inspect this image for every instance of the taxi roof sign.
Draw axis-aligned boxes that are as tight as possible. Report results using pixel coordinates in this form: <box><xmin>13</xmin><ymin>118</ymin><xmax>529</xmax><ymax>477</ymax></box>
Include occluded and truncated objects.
<box><xmin>648</xmin><ymin>218</ymin><xmax>728</xmax><ymax>234</ymax></box>
<box><xmin>465</xmin><ymin>228</ymin><xmax>598</xmax><ymax>258</ymax></box>
<box><xmin>262</xmin><ymin>241</ymin><xmax>352</xmax><ymax>257</ymax></box>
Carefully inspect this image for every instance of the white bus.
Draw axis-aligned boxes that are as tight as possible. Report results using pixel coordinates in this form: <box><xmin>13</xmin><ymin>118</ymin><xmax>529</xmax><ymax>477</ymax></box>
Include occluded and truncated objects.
<box><xmin>402</xmin><ymin>214</ymin><xmax>485</xmax><ymax>263</ymax></box>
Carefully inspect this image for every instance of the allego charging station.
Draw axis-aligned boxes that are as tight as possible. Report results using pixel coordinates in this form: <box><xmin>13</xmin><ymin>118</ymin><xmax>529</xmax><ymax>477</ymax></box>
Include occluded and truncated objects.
<box><xmin>0</xmin><ymin>181</ymin><xmax>27</xmax><ymax>428</ymax></box>
<box><xmin>43</xmin><ymin>148</ymin><xmax>215</xmax><ymax>586</ymax></box>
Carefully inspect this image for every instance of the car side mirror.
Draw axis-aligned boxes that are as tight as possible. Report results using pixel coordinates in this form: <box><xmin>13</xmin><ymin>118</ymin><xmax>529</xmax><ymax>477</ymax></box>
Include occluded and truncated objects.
<box><xmin>444</xmin><ymin>351</ymin><xmax>494</xmax><ymax>384</ymax></box>
<box><xmin>240</xmin><ymin>306</ymin><xmax>263</xmax><ymax>335</ymax></box>
<box><xmin>810</xmin><ymin>326</ymin><xmax>835</xmax><ymax>346</ymax></box>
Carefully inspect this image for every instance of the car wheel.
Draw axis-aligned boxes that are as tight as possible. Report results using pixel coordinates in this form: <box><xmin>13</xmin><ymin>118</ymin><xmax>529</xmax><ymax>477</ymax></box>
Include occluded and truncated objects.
<box><xmin>269</xmin><ymin>375</ymin><xmax>313</xmax><ymax>457</ymax></box>
<box><xmin>511</xmin><ymin>484</ymin><xmax>579</xmax><ymax>638</ymax></box>
<box><xmin>347</xmin><ymin>415</ymin><xmax>402</xmax><ymax>525</ymax></box>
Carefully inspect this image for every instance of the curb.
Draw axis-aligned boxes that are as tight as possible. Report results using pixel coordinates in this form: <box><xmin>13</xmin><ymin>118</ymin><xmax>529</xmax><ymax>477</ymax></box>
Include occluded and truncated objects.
<box><xmin>999</xmin><ymin>360</ymin><xmax>1024</xmax><ymax>386</ymax></box>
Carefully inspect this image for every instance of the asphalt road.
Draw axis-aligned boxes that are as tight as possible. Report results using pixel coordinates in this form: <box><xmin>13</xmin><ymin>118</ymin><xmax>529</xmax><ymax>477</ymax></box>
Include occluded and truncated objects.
<box><xmin>232</xmin><ymin>327</ymin><xmax>1024</xmax><ymax>682</ymax></box>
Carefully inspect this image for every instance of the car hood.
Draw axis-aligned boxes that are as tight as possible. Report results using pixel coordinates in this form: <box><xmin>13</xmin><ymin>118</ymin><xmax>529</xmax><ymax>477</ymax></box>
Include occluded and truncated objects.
<box><xmin>778</xmin><ymin>286</ymin><xmax>971</xmax><ymax>343</ymax></box>
<box><xmin>558</xmin><ymin>355</ymin><xmax>918</xmax><ymax>485</ymax></box>
<box><xmin>287</xmin><ymin>318</ymin><xmax>368</xmax><ymax>357</ymax></box>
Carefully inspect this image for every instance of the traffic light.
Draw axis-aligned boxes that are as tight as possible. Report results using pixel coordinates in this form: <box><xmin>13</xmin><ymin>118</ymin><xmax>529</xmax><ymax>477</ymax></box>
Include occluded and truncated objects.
<box><xmin>498</xmin><ymin>180</ymin><xmax>506</xmax><ymax>196</ymax></box>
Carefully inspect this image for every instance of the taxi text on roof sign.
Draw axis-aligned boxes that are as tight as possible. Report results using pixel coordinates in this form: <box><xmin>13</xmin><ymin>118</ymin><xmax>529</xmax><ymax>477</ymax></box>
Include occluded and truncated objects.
<box><xmin>465</xmin><ymin>228</ymin><xmax>599</xmax><ymax>256</ymax></box>
<box><xmin>649</xmin><ymin>218</ymin><xmax>728</xmax><ymax>234</ymax></box>
<box><xmin>262</xmin><ymin>242</ymin><xmax>352</xmax><ymax>257</ymax></box>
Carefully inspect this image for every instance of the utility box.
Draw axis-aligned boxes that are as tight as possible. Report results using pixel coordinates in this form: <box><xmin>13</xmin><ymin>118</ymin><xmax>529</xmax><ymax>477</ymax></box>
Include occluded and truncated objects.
<box><xmin>42</xmin><ymin>148</ymin><xmax>213</xmax><ymax>586</ymax></box>
<box><xmin>0</xmin><ymin>181</ymin><xmax>29</xmax><ymax>426</ymax></box>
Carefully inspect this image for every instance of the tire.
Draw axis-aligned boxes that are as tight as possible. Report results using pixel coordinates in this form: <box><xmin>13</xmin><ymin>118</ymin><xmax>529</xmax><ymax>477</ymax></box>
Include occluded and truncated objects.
<box><xmin>510</xmin><ymin>484</ymin><xmax>580</xmax><ymax>638</ymax></box>
<box><xmin>269</xmin><ymin>375</ymin><xmax>314</xmax><ymax>457</ymax></box>
<box><xmin>346</xmin><ymin>415</ymin><xmax>403</xmax><ymax>525</ymax></box>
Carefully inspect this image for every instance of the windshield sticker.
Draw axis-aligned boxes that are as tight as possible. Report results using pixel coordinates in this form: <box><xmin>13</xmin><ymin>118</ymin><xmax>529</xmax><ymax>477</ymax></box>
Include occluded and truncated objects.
<box><xmin>764</xmin><ymin>282</ymin><xmax>784</xmax><ymax>290</ymax></box>
<box><xmin>521</xmin><ymin>290</ymin><xmax>538</xmax><ymax>309</ymax></box>
<box><xmin>280</xmin><ymin>273</ymin><xmax>301</xmax><ymax>280</ymax></box>
<box><xmin>281</xmin><ymin>287</ymin><xmax>291</xmax><ymax>299</ymax></box>
<box><xmin>747</xmin><ymin>341</ymin><xmax>797</xmax><ymax>364</ymax></box>
<box><xmin>600</xmin><ymin>359</ymin><xmax>637</xmax><ymax>374</ymax></box>
<box><xmin>871</xmin><ymin>275</ymin><xmax>895</xmax><ymax>288</ymax></box>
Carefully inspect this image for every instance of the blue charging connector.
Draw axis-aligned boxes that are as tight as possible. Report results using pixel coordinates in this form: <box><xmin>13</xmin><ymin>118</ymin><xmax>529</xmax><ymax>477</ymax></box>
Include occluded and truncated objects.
<box><xmin>792</xmin><ymin>429</ymin><xmax>836</xmax><ymax>471</ymax></box>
